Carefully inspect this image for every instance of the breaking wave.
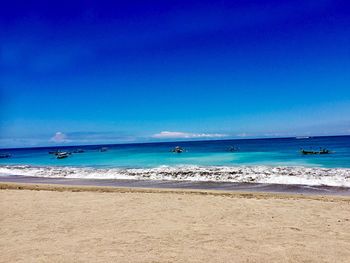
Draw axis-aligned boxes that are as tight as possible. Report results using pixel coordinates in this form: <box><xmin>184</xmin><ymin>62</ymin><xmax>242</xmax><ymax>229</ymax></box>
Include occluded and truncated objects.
<box><xmin>1</xmin><ymin>165</ymin><xmax>350</xmax><ymax>187</ymax></box>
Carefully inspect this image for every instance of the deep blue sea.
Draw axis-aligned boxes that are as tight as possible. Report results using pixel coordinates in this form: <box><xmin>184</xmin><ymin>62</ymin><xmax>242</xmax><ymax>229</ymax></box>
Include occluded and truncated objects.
<box><xmin>1</xmin><ymin>136</ymin><xmax>349</xmax><ymax>168</ymax></box>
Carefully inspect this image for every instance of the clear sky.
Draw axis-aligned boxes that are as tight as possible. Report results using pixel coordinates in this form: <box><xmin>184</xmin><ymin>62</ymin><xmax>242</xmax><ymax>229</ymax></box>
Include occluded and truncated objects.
<box><xmin>1</xmin><ymin>0</ymin><xmax>350</xmax><ymax>148</ymax></box>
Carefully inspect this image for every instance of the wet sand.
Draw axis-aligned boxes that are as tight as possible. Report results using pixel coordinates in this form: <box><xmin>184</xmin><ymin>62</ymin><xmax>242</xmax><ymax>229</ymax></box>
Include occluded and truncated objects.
<box><xmin>1</xmin><ymin>175</ymin><xmax>350</xmax><ymax>196</ymax></box>
<box><xmin>1</xmin><ymin>183</ymin><xmax>350</xmax><ymax>262</ymax></box>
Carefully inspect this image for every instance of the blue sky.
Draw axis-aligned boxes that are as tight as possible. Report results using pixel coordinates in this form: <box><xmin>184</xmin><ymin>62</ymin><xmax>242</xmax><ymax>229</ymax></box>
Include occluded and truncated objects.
<box><xmin>1</xmin><ymin>0</ymin><xmax>350</xmax><ymax>148</ymax></box>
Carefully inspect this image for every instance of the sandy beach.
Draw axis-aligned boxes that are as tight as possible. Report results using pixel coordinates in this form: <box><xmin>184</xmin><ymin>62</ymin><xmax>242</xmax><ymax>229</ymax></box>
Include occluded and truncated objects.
<box><xmin>1</xmin><ymin>183</ymin><xmax>350</xmax><ymax>262</ymax></box>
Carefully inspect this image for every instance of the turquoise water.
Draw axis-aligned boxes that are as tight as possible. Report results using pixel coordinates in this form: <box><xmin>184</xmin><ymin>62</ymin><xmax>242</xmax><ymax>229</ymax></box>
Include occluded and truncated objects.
<box><xmin>1</xmin><ymin>136</ymin><xmax>350</xmax><ymax>168</ymax></box>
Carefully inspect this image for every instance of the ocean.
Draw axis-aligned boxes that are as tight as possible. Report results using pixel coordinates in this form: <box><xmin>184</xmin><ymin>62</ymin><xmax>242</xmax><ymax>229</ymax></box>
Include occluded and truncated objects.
<box><xmin>1</xmin><ymin>135</ymin><xmax>350</xmax><ymax>187</ymax></box>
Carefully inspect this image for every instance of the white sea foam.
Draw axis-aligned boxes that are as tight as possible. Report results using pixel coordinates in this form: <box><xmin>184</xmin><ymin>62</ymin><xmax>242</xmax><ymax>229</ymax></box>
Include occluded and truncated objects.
<box><xmin>0</xmin><ymin>165</ymin><xmax>350</xmax><ymax>187</ymax></box>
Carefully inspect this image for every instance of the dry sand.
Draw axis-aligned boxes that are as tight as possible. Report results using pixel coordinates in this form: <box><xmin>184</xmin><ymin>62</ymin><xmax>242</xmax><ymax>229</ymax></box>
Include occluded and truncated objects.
<box><xmin>1</xmin><ymin>183</ymin><xmax>350</xmax><ymax>263</ymax></box>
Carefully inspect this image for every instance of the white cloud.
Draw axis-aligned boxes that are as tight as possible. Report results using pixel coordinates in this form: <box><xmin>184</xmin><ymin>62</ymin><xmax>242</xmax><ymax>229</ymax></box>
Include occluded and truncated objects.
<box><xmin>50</xmin><ymin>132</ymin><xmax>69</xmax><ymax>143</ymax></box>
<box><xmin>152</xmin><ymin>131</ymin><xmax>228</xmax><ymax>139</ymax></box>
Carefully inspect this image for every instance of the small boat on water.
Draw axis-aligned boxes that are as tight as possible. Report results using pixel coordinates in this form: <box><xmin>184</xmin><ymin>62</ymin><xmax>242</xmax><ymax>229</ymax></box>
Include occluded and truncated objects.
<box><xmin>227</xmin><ymin>146</ymin><xmax>239</xmax><ymax>152</ymax></box>
<box><xmin>56</xmin><ymin>152</ymin><xmax>69</xmax><ymax>159</ymax></box>
<box><xmin>300</xmin><ymin>148</ymin><xmax>330</xmax><ymax>155</ymax></box>
<box><xmin>100</xmin><ymin>147</ymin><xmax>108</xmax><ymax>152</ymax></box>
<box><xmin>171</xmin><ymin>146</ymin><xmax>184</xmax><ymax>153</ymax></box>
<box><xmin>0</xmin><ymin>153</ymin><xmax>11</xmax><ymax>158</ymax></box>
<box><xmin>301</xmin><ymin>149</ymin><xmax>318</xmax><ymax>155</ymax></box>
<box><xmin>49</xmin><ymin>150</ymin><xmax>72</xmax><ymax>155</ymax></box>
<box><xmin>319</xmin><ymin>148</ymin><xmax>330</xmax><ymax>154</ymax></box>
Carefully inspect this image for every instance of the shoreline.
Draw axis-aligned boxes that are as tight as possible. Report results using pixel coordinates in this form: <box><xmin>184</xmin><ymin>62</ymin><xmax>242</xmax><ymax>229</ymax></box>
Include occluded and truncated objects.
<box><xmin>1</xmin><ymin>164</ymin><xmax>350</xmax><ymax>188</ymax></box>
<box><xmin>1</xmin><ymin>181</ymin><xmax>350</xmax><ymax>202</ymax></box>
<box><xmin>1</xmin><ymin>174</ymin><xmax>350</xmax><ymax>196</ymax></box>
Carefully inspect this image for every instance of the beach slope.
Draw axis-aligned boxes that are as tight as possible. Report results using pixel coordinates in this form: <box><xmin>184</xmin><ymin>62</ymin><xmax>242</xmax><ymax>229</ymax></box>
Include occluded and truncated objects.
<box><xmin>1</xmin><ymin>183</ymin><xmax>350</xmax><ymax>262</ymax></box>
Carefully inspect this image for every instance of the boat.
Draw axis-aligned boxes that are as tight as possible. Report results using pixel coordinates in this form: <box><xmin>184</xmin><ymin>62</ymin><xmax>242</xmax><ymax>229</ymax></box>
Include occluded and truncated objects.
<box><xmin>300</xmin><ymin>148</ymin><xmax>330</xmax><ymax>155</ymax></box>
<box><xmin>0</xmin><ymin>153</ymin><xmax>11</xmax><ymax>158</ymax></box>
<box><xmin>171</xmin><ymin>146</ymin><xmax>184</xmax><ymax>153</ymax></box>
<box><xmin>227</xmin><ymin>146</ymin><xmax>239</xmax><ymax>152</ymax></box>
<box><xmin>319</xmin><ymin>148</ymin><xmax>330</xmax><ymax>154</ymax></box>
<box><xmin>56</xmin><ymin>152</ymin><xmax>69</xmax><ymax>159</ymax></box>
<box><xmin>300</xmin><ymin>149</ymin><xmax>318</xmax><ymax>155</ymax></box>
<box><xmin>49</xmin><ymin>150</ymin><xmax>61</xmax><ymax>155</ymax></box>
<box><xmin>100</xmin><ymin>147</ymin><xmax>108</xmax><ymax>152</ymax></box>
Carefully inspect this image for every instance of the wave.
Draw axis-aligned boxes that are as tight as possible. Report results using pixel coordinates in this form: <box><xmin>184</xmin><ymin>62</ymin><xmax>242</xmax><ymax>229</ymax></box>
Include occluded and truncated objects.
<box><xmin>1</xmin><ymin>165</ymin><xmax>350</xmax><ymax>187</ymax></box>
